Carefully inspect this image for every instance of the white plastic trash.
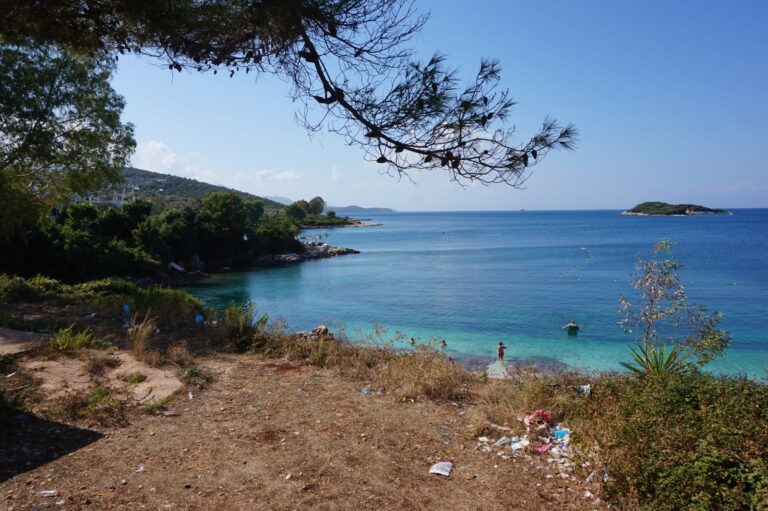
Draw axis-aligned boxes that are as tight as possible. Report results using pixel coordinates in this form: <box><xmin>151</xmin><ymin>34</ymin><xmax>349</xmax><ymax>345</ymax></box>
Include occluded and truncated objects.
<box><xmin>429</xmin><ymin>461</ymin><xmax>453</xmax><ymax>477</ymax></box>
<box><xmin>494</xmin><ymin>436</ymin><xmax>510</xmax><ymax>447</ymax></box>
<box><xmin>509</xmin><ymin>437</ymin><xmax>530</xmax><ymax>452</ymax></box>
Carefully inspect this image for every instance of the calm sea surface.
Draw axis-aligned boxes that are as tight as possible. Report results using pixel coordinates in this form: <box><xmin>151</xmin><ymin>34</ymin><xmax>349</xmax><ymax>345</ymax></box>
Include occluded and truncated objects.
<box><xmin>183</xmin><ymin>210</ymin><xmax>768</xmax><ymax>377</ymax></box>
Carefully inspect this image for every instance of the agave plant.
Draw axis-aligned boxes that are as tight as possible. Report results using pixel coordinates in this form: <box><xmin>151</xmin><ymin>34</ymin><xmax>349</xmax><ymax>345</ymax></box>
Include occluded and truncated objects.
<box><xmin>620</xmin><ymin>344</ymin><xmax>689</xmax><ymax>377</ymax></box>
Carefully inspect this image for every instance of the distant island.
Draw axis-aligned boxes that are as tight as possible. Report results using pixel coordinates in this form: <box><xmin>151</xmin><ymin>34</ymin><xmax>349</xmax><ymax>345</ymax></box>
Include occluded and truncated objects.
<box><xmin>622</xmin><ymin>201</ymin><xmax>731</xmax><ymax>216</ymax></box>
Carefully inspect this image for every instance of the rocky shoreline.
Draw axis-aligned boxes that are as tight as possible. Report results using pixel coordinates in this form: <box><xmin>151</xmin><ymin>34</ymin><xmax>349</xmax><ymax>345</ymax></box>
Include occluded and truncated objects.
<box><xmin>255</xmin><ymin>241</ymin><xmax>359</xmax><ymax>265</ymax></box>
<box><xmin>299</xmin><ymin>219</ymin><xmax>383</xmax><ymax>229</ymax></box>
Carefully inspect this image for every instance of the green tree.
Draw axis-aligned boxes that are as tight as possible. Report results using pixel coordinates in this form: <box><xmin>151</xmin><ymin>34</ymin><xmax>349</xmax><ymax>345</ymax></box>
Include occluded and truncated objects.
<box><xmin>244</xmin><ymin>200</ymin><xmax>265</xmax><ymax>225</ymax></box>
<box><xmin>195</xmin><ymin>192</ymin><xmax>252</xmax><ymax>264</ymax></box>
<box><xmin>308</xmin><ymin>196</ymin><xmax>326</xmax><ymax>215</ymax></box>
<box><xmin>0</xmin><ymin>44</ymin><xmax>135</xmax><ymax>201</ymax></box>
<box><xmin>619</xmin><ymin>240</ymin><xmax>731</xmax><ymax>375</ymax></box>
<box><xmin>2</xmin><ymin>1</ymin><xmax>574</xmax><ymax>185</ymax></box>
<box><xmin>285</xmin><ymin>203</ymin><xmax>307</xmax><ymax>221</ymax></box>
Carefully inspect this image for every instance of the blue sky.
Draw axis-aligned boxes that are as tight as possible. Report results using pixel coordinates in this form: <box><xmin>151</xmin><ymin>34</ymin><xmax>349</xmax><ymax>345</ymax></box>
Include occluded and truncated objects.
<box><xmin>111</xmin><ymin>0</ymin><xmax>768</xmax><ymax>211</ymax></box>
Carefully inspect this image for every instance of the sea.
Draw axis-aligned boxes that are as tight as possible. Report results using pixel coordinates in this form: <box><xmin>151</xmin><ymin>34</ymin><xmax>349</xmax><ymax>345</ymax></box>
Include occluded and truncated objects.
<box><xmin>183</xmin><ymin>210</ymin><xmax>768</xmax><ymax>378</ymax></box>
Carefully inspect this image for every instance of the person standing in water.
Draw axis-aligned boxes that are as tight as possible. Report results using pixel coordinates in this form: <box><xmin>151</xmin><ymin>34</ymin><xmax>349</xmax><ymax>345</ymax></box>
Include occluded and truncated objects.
<box><xmin>497</xmin><ymin>341</ymin><xmax>507</xmax><ymax>361</ymax></box>
<box><xmin>563</xmin><ymin>320</ymin><xmax>581</xmax><ymax>337</ymax></box>
<box><xmin>439</xmin><ymin>339</ymin><xmax>447</xmax><ymax>349</ymax></box>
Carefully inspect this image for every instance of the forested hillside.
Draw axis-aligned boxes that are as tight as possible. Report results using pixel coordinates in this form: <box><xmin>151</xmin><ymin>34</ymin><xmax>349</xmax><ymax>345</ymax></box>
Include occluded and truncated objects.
<box><xmin>117</xmin><ymin>168</ymin><xmax>285</xmax><ymax>213</ymax></box>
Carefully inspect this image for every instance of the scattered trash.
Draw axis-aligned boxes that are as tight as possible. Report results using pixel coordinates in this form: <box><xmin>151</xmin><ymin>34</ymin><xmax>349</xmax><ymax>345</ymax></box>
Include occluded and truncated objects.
<box><xmin>477</xmin><ymin>436</ymin><xmax>491</xmax><ymax>443</ymax></box>
<box><xmin>554</xmin><ymin>427</ymin><xmax>571</xmax><ymax>441</ymax></box>
<box><xmin>122</xmin><ymin>304</ymin><xmax>130</xmax><ymax>314</ymax></box>
<box><xmin>509</xmin><ymin>437</ymin><xmax>530</xmax><ymax>452</ymax></box>
<box><xmin>494</xmin><ymin>436</ymin><xmax>511</xmax><ymax>448</ymax></box>
<box><xmin>584</xmin><ymin>490</ymin><xmax>594</xmax><ymax>499</ymax></box>
<box><xmin>86</xmin><ymin>312</ymin><xmax>97</xmax><ymax>319</ymax></box>
<box><xmin>429</xmin><ymin>461</ymin><xmax>453</xmax><ymax>477</ymax></box>
<box><xmin>195</xmin><ymin>314</ymin><xmax>204</xmax><ymax>326</ymax></box>
<box><xmin>137</xmin><ymin>464</ymin><xmax>145</xmax><ymax>473</ymax></box>
<box><xmin>188</xmin><ymin>391</ymin><xmax>194</xmax><ymax>401</ymax></box>
<box><xmin>6</xmin><ymin>372</ymin><xmax>16</xmax><ymax>378</ymax></box>
<box><xmin>38</xmin><ymin>490</ymin><xmax>59</xmax><ymax>497</ymax></box>
<box><xmin>285</xmin><ymin>473</ymin><xmax>292</xmax><ymax>480</ymax></box>
<box><xmin>360</xmin><ymin>388</ymin><xmax>372</xmax><ymax>396</ymax></box>
<box><xmin>585</xmin><ymin>470</ymin><xmax>596</xmax><ymax>483</ymax></box>
<box><xmin>523</xmin><ymin>409</ymin><xmax>551</xmax><ymax>426</ymax></box>
<box><xmin>576</xmin><ymin>384</ymin><xmax>592</xmax><ymax>396</ymax></box>
<box><xmin>154</xmin><ymin>328</ymin><xmax>161</xmax><ymax>334</ymax></box>
<box><xmin>536</xmin><ymin>444</ymin><xmax>553</xmax><ymax>454</ymax></box>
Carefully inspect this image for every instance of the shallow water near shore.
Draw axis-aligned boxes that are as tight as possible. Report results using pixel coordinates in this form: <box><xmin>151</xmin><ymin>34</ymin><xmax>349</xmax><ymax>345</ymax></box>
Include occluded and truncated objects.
<box><xmin>183</xmin><ymin>210</ymin><xmax>768</xmax><ymax>378</ymax></box>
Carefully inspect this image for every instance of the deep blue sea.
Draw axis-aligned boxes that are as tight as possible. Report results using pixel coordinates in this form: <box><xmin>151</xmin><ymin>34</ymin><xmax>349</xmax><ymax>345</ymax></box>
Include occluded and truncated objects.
<box><xmin>183</xmin><ymin>210</ymin><xmax>768</xmax><ymax>378</ymax></box>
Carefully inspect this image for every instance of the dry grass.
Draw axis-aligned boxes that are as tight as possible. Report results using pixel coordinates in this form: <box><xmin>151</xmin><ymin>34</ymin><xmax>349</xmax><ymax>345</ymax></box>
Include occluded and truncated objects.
<box><xmin>51</xmin><ymin>386</ymin><xmax>126</xmax><ymax>427</ymax></box>
<box><xmin>83</xmin><ymin>353</ymin><xmax>121</xmax><ymax>376</ymax></box>
<box><xmin>374</xmin><ymin>346</ymin><xmax>476</xmax><ymax>402</ymax></box>
<box><xmin>165</xmin><ymin>342</ymin><xmax>193</xmax><ymax>367</ymax></box>
<box><xmin>127</xmin><ymin>312</ymin><xmax>157</xmax><ymax>364</ymax></box>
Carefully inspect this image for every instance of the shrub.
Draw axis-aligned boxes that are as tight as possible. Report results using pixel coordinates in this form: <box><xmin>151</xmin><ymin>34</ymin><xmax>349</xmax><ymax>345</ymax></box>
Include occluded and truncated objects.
<box><xmin>477</xmin><ymin>369</ymin><xmax>768</xmax><ymax>510</ymax></box>
<box><xmin>182</xmin><ymin>366</ymin><xmax>211</xmax><ymax>388</ymax></box>
<box><xmin>130</xmin><ymin>286</ymin><xmax>204</xmax><ymax>326</ymax></box>
<box><xmin>54</xmin><ymin>385</ymin><xmax>125</xmax><ymax>426</ymax></box>
<box><xmin>166</xmin><ymin>342</ymin><xmax>193</xmax><ymax>367</ymax></box>
<box><xmin>375</xmin><ymin>347</ymin><xmax>475</xmax><ymax>402</ymax></box>
<box><xmin>126</xmin><ymin>371</ymin><xmax>146</xmax><ymax>385</ymax></box>
<box><xmin>0</xmin><ymin>274</ymin><xmax>44</xmax><ymax>302</ymax></box>
<box><xmin>49</xmin><ymin>325</ymin><xmax>97</xmax><ymax>352</ymax></box>
<box><xmin>223</xmin><ymin>302</ymin><xmax>268</xmax><ymax>352</ymax></box>
<box><xmin>73</xmin><ymin>277</ymin><xmax>138</xmax><ymax>297</ymax></box>
<box><xmin>144</xmin><ymin>396</ymin><xmax>171</xmax><ymax>415</ymax></box>
<box><xmin>127</xmin><ymin>312</ymin><xmax>157</xmax><ymax>360</ymax></box>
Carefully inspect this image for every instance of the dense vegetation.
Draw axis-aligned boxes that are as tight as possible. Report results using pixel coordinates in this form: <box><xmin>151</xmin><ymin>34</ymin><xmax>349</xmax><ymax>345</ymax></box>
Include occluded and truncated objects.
<box><xmin>285</xmin><ymin>196</ymin><xmax>358</xmax><ymax>227</ymax></box>
<box><xmin>0</xmin><ymin>43</ymin><xmax>135</xmax><ymax>241</ymax></box>
<box><xmin>0</xmin><ymin>192</ymin><xmax>303</xmax><ymax>280</ymax></box>
<box><xmin>116</xmin><ymin>167</ymin><xmax>285</xmax><ymax>214</ymax></box>
<box><xmin>625</xmin><ymin>201</ymin><xmax>729</xmax><ymax>215</ymax></box>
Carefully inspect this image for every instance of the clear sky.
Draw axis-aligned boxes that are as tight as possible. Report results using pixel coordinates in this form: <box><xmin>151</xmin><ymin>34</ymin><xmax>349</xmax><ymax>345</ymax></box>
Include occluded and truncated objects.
<box><xmin>111</xmin><ymin>0</ymin><xmax>768</xmax><ymax>211</ymax></box>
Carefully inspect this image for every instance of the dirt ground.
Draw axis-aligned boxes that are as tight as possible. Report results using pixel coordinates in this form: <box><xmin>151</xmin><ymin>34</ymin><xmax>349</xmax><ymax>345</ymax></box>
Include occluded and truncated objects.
<box><xmin>1</xmin><ymin>354</ymin><xmax>605</xmax><ymax>511</ymax></box>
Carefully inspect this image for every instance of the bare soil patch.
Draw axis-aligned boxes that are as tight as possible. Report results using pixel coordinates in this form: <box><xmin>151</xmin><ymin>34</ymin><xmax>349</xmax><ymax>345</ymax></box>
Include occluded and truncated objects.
<box><xmin>1</xmin><ymin>355</ymin><xmax>604</xmax><ymax>510</ymax></box>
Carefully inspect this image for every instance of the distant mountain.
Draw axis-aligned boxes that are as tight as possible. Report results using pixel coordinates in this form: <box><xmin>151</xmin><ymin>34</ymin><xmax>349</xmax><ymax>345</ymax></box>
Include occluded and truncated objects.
<box><xmin>327</xmin><ymin>205</ymin><xmax>395</xmax><ymax>214</ymax></box>
<box><xmin>264</xmin><ymin>195</ymin><xmax>294</xmax><ymax>205</ymax></box>
<box><xmin>115</xmin><ymin>167</ymin><xmax>285</xmax><ymax>213</ymax></box>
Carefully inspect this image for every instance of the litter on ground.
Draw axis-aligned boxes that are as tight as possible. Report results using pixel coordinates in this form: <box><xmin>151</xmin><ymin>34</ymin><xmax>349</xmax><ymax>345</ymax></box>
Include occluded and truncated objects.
<box><xmin>429</xmin><ymin>461</ymin><xmax>453</xmax><ymax>477</ymax></box>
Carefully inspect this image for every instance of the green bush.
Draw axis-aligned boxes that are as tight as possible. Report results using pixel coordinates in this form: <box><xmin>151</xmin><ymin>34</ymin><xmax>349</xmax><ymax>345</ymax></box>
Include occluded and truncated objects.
<box><xmin>144</xmin><ymin>396</ymin><xmax>171</xmax><ymax>415</ymax></box>
<box><xmin>130</xmin><ymin>286</ymin><xmax>204</xmax><ymax>325</ymax></box>
<box><xmin>223</xmin><ymin>302</ymin><xmax>268</xmax><ymax>352</ymax></box>
<box><xmin>611</xmin><ymin>373</ymin><xmax>768</xmax><ymax>509</ymax></box>
<box><xmin>126</xmin><ymin>371</ymin><xmax>146</xmax><ymax>385</ymax></box>
<box><xmin>49</xmin><ymin>325</ymin><xmax>106</xmax><ymax>352</ymax></box>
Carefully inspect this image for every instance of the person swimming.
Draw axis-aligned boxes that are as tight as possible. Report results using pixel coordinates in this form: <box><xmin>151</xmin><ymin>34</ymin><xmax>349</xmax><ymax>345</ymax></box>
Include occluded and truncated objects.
<box><xmin>563</xmin><ymin>320</ymin><xmax>581</xmax><ymax>337</ymax></box>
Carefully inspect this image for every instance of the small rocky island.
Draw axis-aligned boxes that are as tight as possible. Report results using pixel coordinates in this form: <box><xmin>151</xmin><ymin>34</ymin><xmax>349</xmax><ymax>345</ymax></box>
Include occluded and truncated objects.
<box><xmin>622</xmin><ymin>201</ymin><xmax>732</xmax><ymax>216</ymax></box>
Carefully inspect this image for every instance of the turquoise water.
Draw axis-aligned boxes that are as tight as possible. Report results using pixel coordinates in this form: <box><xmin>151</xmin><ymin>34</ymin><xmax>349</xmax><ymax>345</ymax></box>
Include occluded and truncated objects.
<box><xmin>183</xmin><ymin>210</ymin><xmax>768</xmax><ymax>377</ymax></box>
